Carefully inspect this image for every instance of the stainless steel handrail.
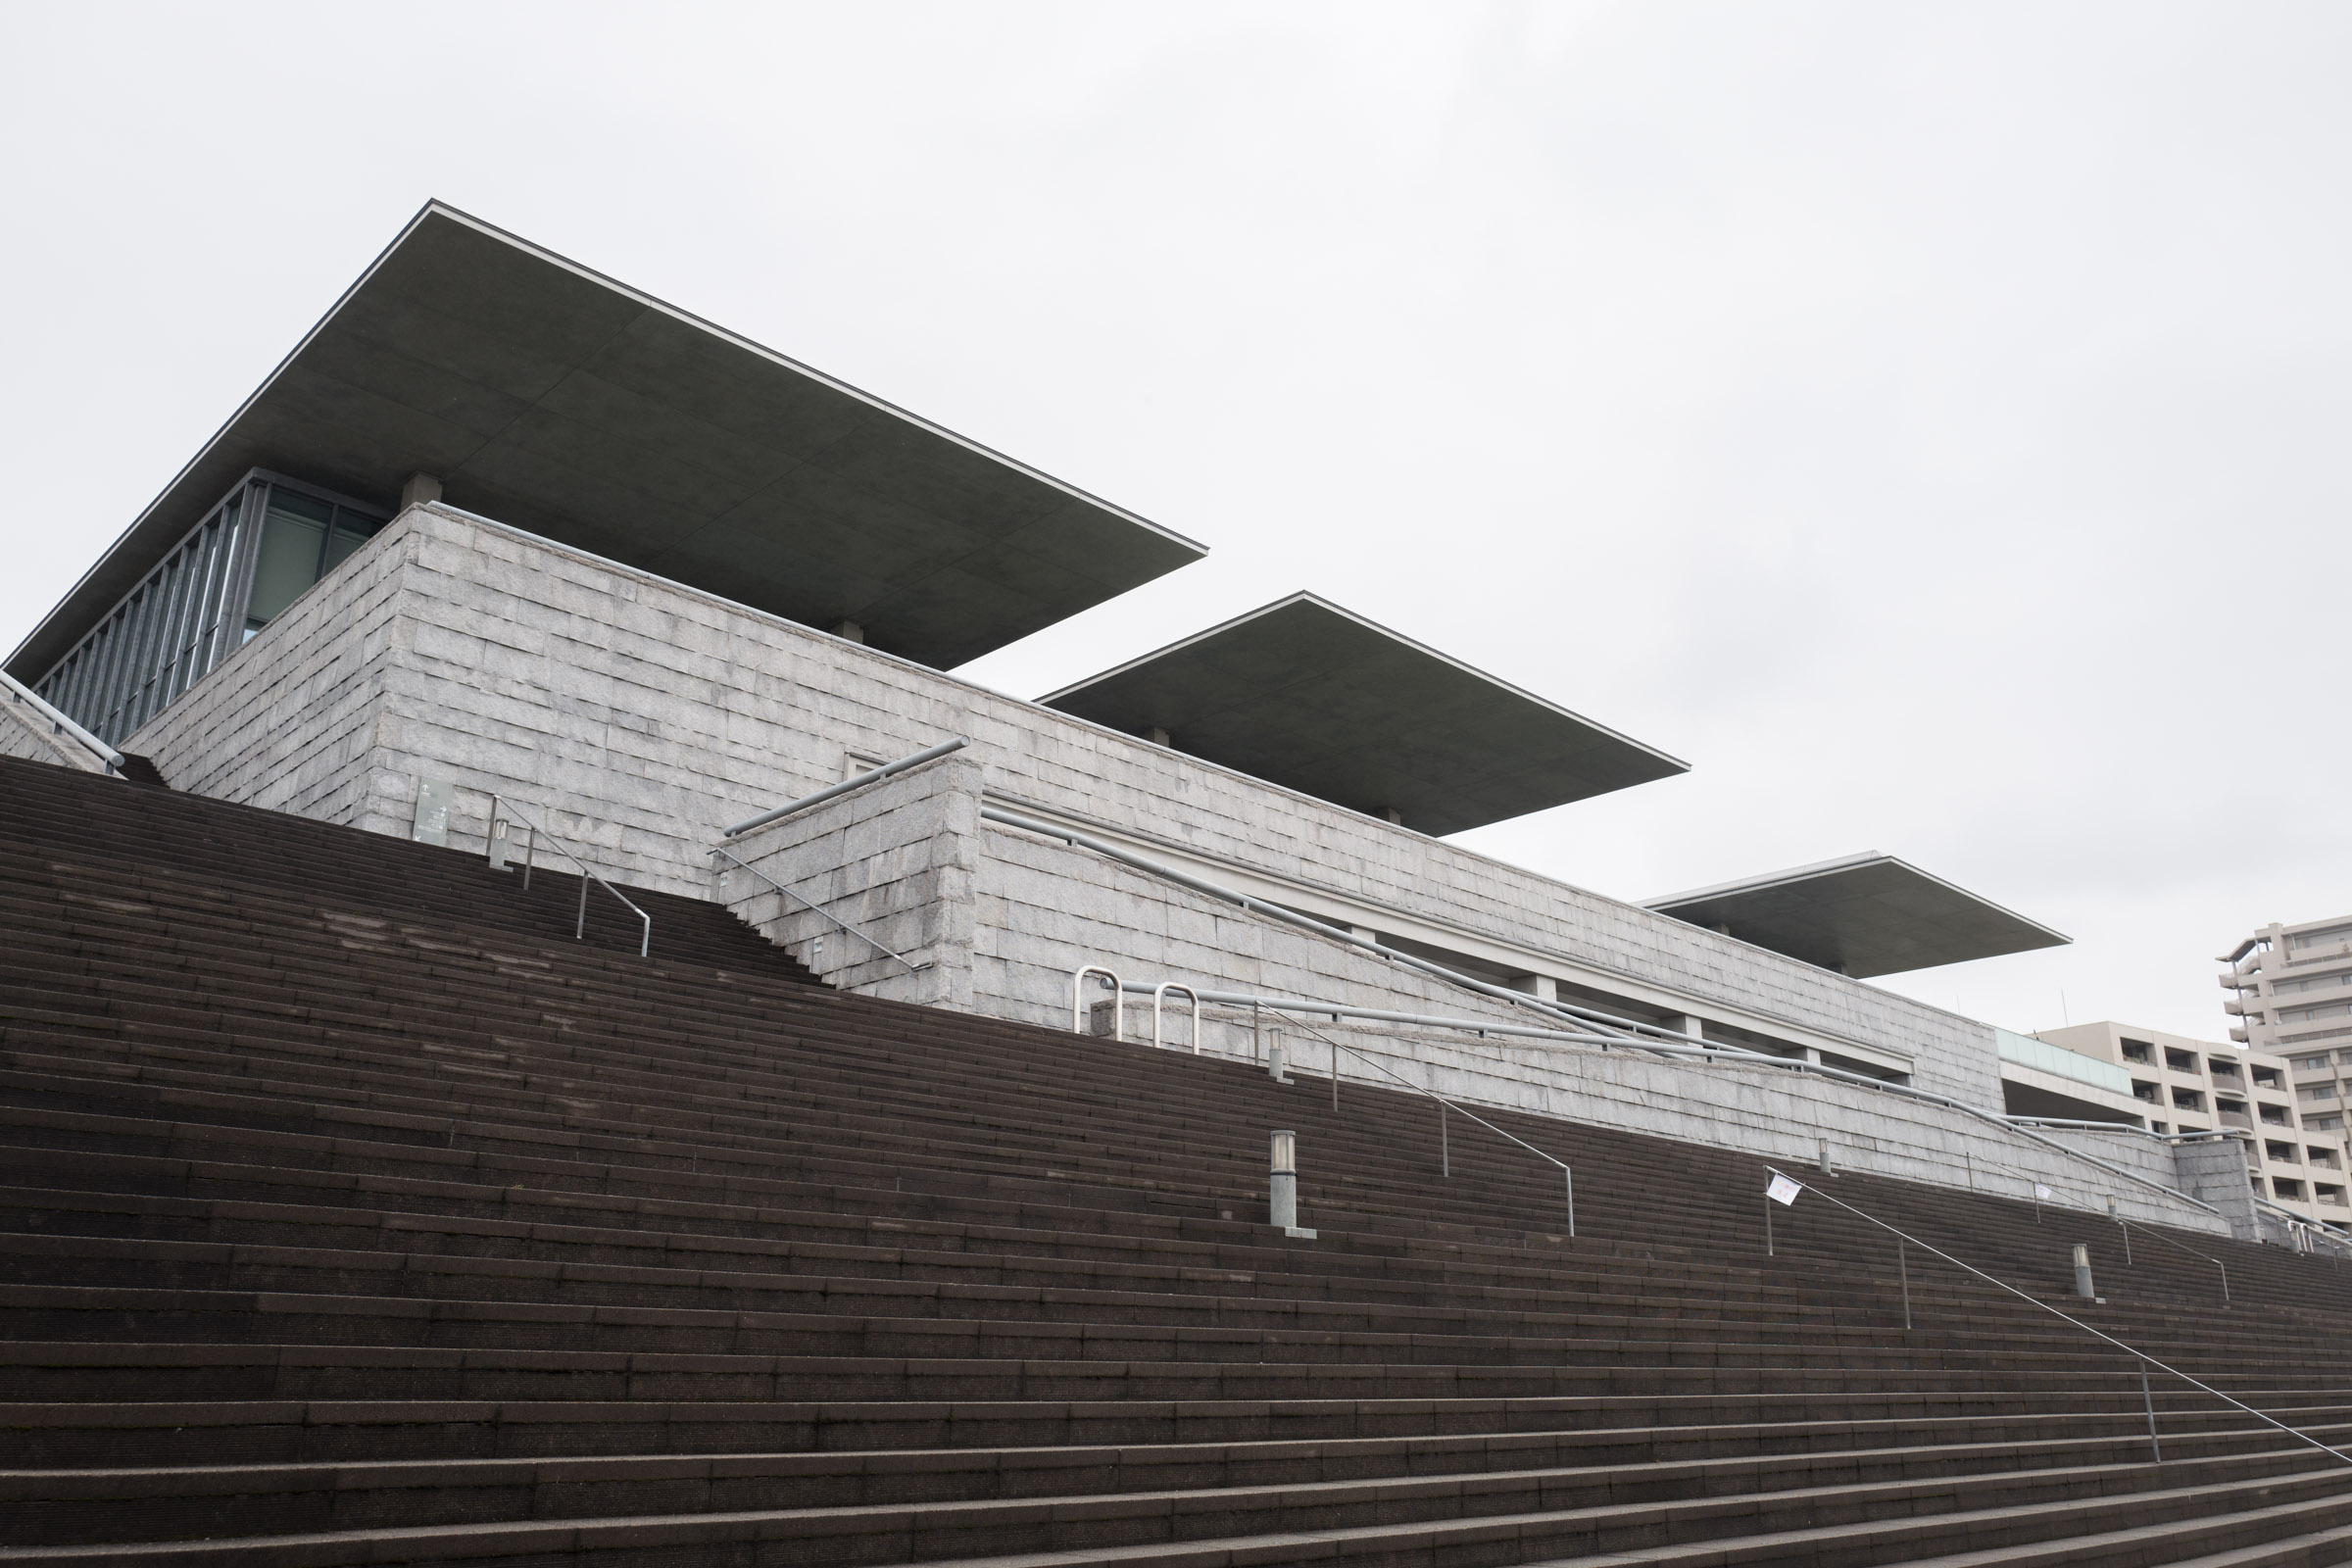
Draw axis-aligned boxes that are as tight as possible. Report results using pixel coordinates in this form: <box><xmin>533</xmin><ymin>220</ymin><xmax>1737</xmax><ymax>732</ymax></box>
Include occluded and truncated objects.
<box><xmin>710</xmin><ymin>845</ymin><xmax>926</xmax><ymax>974</ymax></box>
<box><xmin>0</xmin><ymin>669</ymin><xmax>123</xmax><ymax>775</ymax></box>
<box><xmin>1073</xmin><ymin>968</ymin><xmax>1578</xmax><ymax>1236</ymax></box>
<box><xmin>1766</xmin><ymin>1167</ymin><xmax>2352</xmax><ymax>1472</ymax></box>
<box><xmin>1091</xmin><ymin>973</ymin><xmax>2215</xmax><ymax>1219</ymax></box>
<box><xmin>2255</xmin><ymin>1195</ymin><xmax>2352</xmax><ymax>1251</ymax></box>
<box><xmin>722</xmin><ymin>738</ymin><xmax>969</xmax><ymax>839</ymax></box>
<box><xmin>488</xmin><ymin>795</ymin><xmax>652</xmax><ymax>957</ymax></box>
<box><xmin>1073</xmin><ymin>965</ymin><xmax>1124</xmax><ymax>1038</ymax></box>
<box><xmin>982</xmin><ymin>803</ymin><xmax>2211</xmax><ymax>1211</ymax></box>
<box><xmin>1152</xmin><ymin>983</ymin><xmax>1199</xmax><ymax>1053</ymax></box>
<box><xmin>2117</xmin><ymin>1211</ymin><xmax>2230</xmax><ymax>1301</ymax></box>
<box><xmin>1280</xmin><ymin>1008</ymin><xmax>1576</xmax><ymax>1237</ymax></box>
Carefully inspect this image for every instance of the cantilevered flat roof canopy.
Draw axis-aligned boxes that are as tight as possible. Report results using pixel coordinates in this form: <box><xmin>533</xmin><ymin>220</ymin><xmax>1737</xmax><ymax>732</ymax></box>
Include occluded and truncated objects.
<box><xmin>9</xmin><ymin>202</ymin><xmax>1204</xmax><ymax>680</ymax></box>
<box><xmin>1643</xmin><ymin>853</ymin><xmax>2069</xmax><ymax>978</ymax></box>
<box><xmin>1039</xmin><ymin>593</ymin><xmax>1689</xmax><ymax>836</ymax></box>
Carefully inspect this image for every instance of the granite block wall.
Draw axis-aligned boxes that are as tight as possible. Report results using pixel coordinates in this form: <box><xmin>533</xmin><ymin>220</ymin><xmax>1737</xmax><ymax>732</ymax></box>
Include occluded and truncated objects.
<box><xmin>129</xmin><ymin>501</ymin><xmax>2006</xmax><ymax>1113</ymax></box>
<box><xmin>721</xmin><ymin>753</ymin><xmax>981</xmax><ymax>1009</ymax></box>
<box><xmin>0</xmin><ymin>702</ymin><xmax>109</xmax><ymax>772</ymax></box>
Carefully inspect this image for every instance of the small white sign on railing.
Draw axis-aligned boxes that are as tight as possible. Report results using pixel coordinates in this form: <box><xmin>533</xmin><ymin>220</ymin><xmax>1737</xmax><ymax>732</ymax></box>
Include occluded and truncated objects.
<box><xmin>2034</xmin><ymin>1183</ymin><xmax>2053</xmax><ymax>1201</ymax></box>
<box><xmin>1766</xmin><ymin>1173</ymin><xmax>1803</xmax><ymax>1206</ymax></box>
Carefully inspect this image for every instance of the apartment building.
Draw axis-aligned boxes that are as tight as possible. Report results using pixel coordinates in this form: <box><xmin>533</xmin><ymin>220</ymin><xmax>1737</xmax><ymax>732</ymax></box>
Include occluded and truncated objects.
<box><xmin>2034</xmin><ymin>1020</ymin><xmax>2347</xmax><ymax>1224</ymax></box>
<box><xmin>2222</xmin><ymin>919</ymin><xmax>2352</xmax><ymax>1132</ymax></box>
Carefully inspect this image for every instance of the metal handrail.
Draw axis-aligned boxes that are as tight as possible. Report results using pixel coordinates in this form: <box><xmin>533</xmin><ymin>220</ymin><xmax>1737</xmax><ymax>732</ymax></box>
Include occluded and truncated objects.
<box><xmin>722</xmin><ymin>738</ymin><xmax>969</xmax><ymax>838</ymax></box>
<box><xmin>1285</xmin><ymin>1010</ymin><xmax>1576</xmax><ymax>1236</ymax></box>
<box><xmin>0</xmin><ymin>669</ymin><xmax>122</xmax><ymax>774</ymax></box>
<box><xmin>1152</xmin><ymin>983</ymin><xmax>1199</xmax><ymax>1053</ymax></box>
<box><xmin>2116</xmin><ymin>1211</ymin><xmax>2230</xmax><ymax>1301</ymax></box>
<box><xmin>1766</xmin><ymin>1167</ymin><xmax>2352</xmax><ymax>1473</ymax></box>
<box><xmin>1074</xmin><ymin>966</ymin><xmax>1125</xmax><ymax>1038</ymax></box>
<box><xmin>1091</xmin><ymin>973</ymin><xmax>2215</xmax><ymax>1220</ymax></box>
<box><xmin>987</xmin><ymin>803</ymin><xmax>2215</xmax><ymax>1216</ymax></box>
<box><xmin>488</xmin><ymin>795</ymin><xmax>651</xmax><ymax>957</ymax></box>
<box><xmin>710</xmin><ymin>845</ymin><xmax>926</xmax><ymax>974</ymax></box>
<box><xmin>2256</xmin><ymin>1196</ymin><xmax>2352</xmax><ymax>1252</ymax></box>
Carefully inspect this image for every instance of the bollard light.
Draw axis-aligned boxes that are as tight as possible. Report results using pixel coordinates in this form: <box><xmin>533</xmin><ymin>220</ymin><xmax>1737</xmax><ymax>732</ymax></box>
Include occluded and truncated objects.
<box><xmin>2073</xmin><ymin>1243</ymin><xmax>2095</xmax><ymax>1300</ymax></box>
<box><xmin>2107</xmin><ymin>1195</ymin><xmax>2119</xmax><ymax>1219</ymax></box>
<box><xmin>1269</xmin><ymin>1130</ymin><xmax>1308</xmax><ymax>1237</ymax></box>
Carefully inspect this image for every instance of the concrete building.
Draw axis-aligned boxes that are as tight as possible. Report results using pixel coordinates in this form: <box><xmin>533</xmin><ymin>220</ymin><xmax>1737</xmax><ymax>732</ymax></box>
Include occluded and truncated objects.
<box><xmin>2023</xmin><ymin>1021</ymin><xmax>2347</xmax><ymax>1225</ymax></box>
<box><xmin>2220</xmin><ymin>911</ymin><xmax>2352</xmax><ymax>1071</ymax></box>
<box><xmin>9</xmin><ymin>199</ymin><xmax>2314</xmax><ymax>1246</ymax></box>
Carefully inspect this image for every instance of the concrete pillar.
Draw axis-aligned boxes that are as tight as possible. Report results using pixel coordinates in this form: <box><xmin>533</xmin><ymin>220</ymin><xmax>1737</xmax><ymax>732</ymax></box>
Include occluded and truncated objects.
<box><xmin>832</xmin><ymin>620</ymin><xmax>865</xmax><ymax>645</ymax></box>
<box><xmin>1383</xmin><ymin>808</ymin><xmax>1404</xmax><ymax>826</ymax></box>
<box><xmin>1660</xmin><ymin>1013</ymin><xmax>1703</xmax><ymax>1041</ymax></box>
<box><xmin>400</xmin><ymin>472</ymin><xmax>443</xmax><ymax>511</ymax></box>
<box><xmin>1145</xmin><ymin>727</ymin><xmax>1170</xmax><ymax>747</ymax></box>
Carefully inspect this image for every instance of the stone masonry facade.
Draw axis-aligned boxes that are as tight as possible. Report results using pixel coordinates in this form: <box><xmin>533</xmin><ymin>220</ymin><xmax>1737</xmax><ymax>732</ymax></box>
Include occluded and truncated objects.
<box><xmin>112</xmin><ymin>502</ymin><xmax>2229</xmax><ymax>1226</ymax></box>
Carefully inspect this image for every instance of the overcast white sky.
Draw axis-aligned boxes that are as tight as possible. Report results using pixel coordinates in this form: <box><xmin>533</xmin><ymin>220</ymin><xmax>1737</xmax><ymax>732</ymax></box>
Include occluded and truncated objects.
<box><xmin>4</xmin><ymin>3</ymin><xmax>2345</xmax><ymax>1042</ymax></box>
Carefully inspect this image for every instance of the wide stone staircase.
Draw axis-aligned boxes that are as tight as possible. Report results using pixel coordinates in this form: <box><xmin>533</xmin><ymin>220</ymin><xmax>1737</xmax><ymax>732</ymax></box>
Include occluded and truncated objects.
<box><xmin>3</xmin><ymin>752</ymin><xmax>2352</xmax><ymax>1564</ymax></box>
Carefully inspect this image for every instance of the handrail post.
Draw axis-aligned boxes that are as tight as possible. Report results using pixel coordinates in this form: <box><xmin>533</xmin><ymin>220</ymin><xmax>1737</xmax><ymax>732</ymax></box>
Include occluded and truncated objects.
<box><xmin>1563</xmin><ymin>1165</ymin><xmax>1575</xmax><ymax>1238</ymax></box>
<box><xmin>1440</xmin><ymin>1103</ymin><xmax>1448</xmax><ymax>1177</ymax></box>
<box><xmin>1152</xmin><ymin>984</ymin><xmax>1199</xmax><ymax>1054</ymax></box>
<box><xmin>2140</xmin><ymin>1359</ymin><xmax>2163</xmax><ymax>1463</ymax></box>
<box><xmin>1072</xmin><ymin>966</ymin><xmax>1123</xmax><ymax>1040</ymax></box>
<box><xmin>483</xmin><ymin>796</ymin><xmax>649</xmax><ymax>956</ymax></box>
<box><xmin>1898</xmin><ymin>1240</ymin><xmax>1911</xmax><ymax>1331</ymax></box>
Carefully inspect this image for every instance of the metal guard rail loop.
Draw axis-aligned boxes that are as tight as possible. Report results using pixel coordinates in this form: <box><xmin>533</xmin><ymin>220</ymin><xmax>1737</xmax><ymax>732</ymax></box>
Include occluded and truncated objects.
<box><xmin>488</xmin><ymin>795</ymin><xmax>652</xmax><ymax>957</ymax></box>
<box><xmin>2255</xmin><ymin>1195</ymin><xmax>2352</xmax><ymax>1253</ymax></box>
<box><xmin>710</xmin><ymin>845</ymin><xmax>927</xmax><ymax>975</ymax></box>
<box><xmin>1073</xmin><ymin>966</ymin><xmax>1124</xmax><ymax>1038</ymax></box>
<box><xmin>722</xmin><ymin>738</ymin><xmax>969</xmax><ymax>839</ymax></box>
<box><xmin>1</xmin><ymin>669</ymin><xmax>123</xmax><ymax>775</ymax></box>
<box><xmin>1073</xmin><ymin>967</ymin><xmax>1572</xmax><ymax>1236</ymax></box>
<box><xmin>1152</xmin><ymin>983</ymin><xmax>1199</xmax><ymax>1054</ymax></box>
<box><xmin>985</xmin><ymin>803</ymin><xmax>2217</xmax><ymax>1219</ymax></box>
<box><xmin>1765</xmin><ymin>1166</ymin><xmax>2352</xmax><ymax>1473</ymax></box>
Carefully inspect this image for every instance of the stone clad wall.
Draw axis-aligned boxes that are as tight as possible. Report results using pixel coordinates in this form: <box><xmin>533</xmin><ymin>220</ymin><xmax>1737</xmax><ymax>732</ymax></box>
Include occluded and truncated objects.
<box><xmin>125</xmin><ymin>521</ymin><xmax>414</xmax><ymax>835</ymax></box>
<box><xmin>0</xmin><ymin>702</ymin><xmax>108</xmax><ymax>771</ymax></box>
<box><xmin>129</xmin><ymin>502</ymin><xmax>2002</xmax><ymax>1109</ymax></box>
<box><xmin>721</xmin><ymin>753</ymin><xmax>981</xmax><ymax>1009</ymax></box>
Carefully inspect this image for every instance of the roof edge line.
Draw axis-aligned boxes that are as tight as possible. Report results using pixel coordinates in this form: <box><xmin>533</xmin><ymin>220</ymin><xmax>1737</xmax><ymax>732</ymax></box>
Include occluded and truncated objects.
<box><xmin>6</xmin><ymin>199</ymin><xmax>449</xmax><ymax>677</ymax></box>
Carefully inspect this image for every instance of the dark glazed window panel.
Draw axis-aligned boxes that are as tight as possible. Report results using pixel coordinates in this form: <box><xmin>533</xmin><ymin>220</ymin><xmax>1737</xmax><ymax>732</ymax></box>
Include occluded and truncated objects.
<box><xmin>246</xmin><ymin>491</ymin><xmax>333</xmax><ymax>630</ymax></box>
<box><xmin>324</xmin><ymin>513</ymin><xmax>381</xmax><ymax>573</ymax></box>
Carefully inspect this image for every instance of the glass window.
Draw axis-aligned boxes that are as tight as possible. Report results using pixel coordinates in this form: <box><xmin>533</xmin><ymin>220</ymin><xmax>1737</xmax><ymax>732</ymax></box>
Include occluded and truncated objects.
<box><xmin>323</xmin><ymin>512</ymin><xmax>383</xmax><ymax>572</ymax></box>
<box><xmin>246</xmin><ymin>490</ymin><xmax>333</xmax><ymax>631</ymax></box>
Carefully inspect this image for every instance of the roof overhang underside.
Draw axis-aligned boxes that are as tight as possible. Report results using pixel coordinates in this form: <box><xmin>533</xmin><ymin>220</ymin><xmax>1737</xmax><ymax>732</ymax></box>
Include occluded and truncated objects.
<box><xmin>9</xmin><ymin>202</ymin><xmax>1204</xmax><ymax>680</ymax></box>
<box><xmin>1643</xmin><ymin>853</ymin><xmax>2070</xmax><ymax>978</ymax></box>
<box><xmin>1038</xmin><ymin>593</ymin><xmax>1690</xmax><ymax>836</ymax></box>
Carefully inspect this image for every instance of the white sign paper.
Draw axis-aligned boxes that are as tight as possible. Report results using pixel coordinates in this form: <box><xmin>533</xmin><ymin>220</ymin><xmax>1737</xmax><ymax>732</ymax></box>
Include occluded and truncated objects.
<box><xmin>2034</xmin><ymin>1184</ymin><xmax>2052</xmax><ymax>1201</ymax></box>
<box><xmin>1766</xmin><ymin>1173</ymin><xmax>1802</xmax><ymax>1206</ymax></box>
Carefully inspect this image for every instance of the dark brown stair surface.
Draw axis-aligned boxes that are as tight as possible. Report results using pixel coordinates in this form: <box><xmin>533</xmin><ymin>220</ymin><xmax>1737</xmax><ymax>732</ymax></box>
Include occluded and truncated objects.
<box><xmin>3</xmin><ymin>750</ymin><xmax>2352</xmax><ymax>1566</ymax></box>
